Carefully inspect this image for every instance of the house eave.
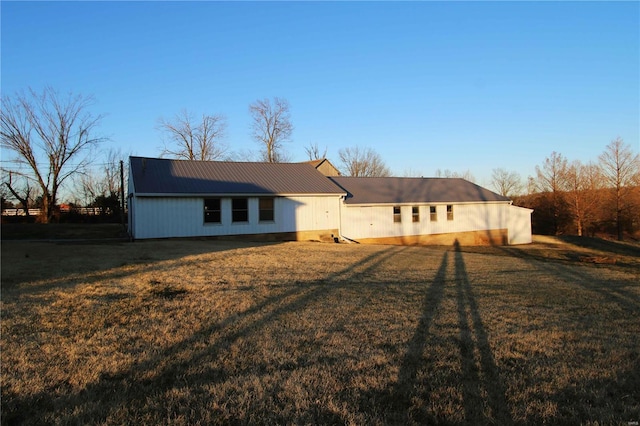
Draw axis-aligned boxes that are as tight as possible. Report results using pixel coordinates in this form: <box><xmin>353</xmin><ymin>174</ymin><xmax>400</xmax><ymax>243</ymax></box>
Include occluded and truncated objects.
<box><xmin>342</xmin><ymin>200</ymin><xmax>513</xmax><ymax>207</ymax></box>
<box><xmin>132</xmin><ymin>192</ymin><xmax>347</xmax><ymax>198</ymax></box>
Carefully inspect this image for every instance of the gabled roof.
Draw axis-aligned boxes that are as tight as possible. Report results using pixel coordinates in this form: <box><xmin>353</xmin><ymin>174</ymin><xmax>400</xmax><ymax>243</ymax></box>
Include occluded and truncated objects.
<box><xmin>130</xmin><ymin>157</ymin><xmax>346</xmax><ymax>196</ymax></box>
<box><xmin>304</xmin><ymin>159</ymin><xmax>325</xmax><ymax>168</ymax></box>
<box><xmin>329</xmin><ymin>176</ymin><xmax>510</xmax><ymax>205</ymax></box>
<box><xmin>302</xmin><ymin>158</ymin><xmax>341</xmax><ymax>176</ymax></box>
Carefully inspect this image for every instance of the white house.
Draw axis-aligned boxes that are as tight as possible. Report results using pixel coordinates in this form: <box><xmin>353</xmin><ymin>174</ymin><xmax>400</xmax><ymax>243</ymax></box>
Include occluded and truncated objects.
<box><xmin>128</xmin><ymin>157</ymin><xmax>532</xmax><ymax>245</ymax></box>
<box><xmin>128</xmin><ymin>157</ymin><xmax>346</xmax><ymax>241</ymax></box>
<box><xmin>329</xmin><ymin>177</ymin><xmax>533</xmax><ymax>246</ymax></box>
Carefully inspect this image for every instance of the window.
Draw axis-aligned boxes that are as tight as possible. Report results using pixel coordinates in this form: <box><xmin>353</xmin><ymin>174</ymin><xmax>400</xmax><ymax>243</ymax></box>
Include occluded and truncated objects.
<box><xmin>259</xmin><ymin>197</ymin><xmax>274</xmax><ymax>222</ymax></box>
<box><xmin>204</xmin><ymin>198</ymin><xmax>221</xmax><ymax>223</ymax></box>
<box><xmin>447</xmin><ymin>205</ymin><xmax>454</xmax><ymax>221</ymax></box>
<box><xmin>393</xmin><ymin>206</ymin><xmax>401</xmax><ymax>223</ymax></box>
<box><xmin>430</xmin><ymin>206</ymin><xmax>437</xmax><ymax>222</ymax></box>
<box><xmin>232</xmin><ymin>198</ymin><xmax>248</xmax><ymax>222</ymax></box>
<box><xmin>412</xmin><ymin>206</ymin><xmax>420</xmax><ymax>222</ymax></box>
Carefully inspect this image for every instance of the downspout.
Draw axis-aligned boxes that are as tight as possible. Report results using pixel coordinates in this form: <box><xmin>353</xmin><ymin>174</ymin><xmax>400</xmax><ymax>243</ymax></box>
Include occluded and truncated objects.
<box><xmin>128</xmin><ymin>193</ymin><xmax>134</xmax><ymax>241</ymax></box>
<box><xmin>337</xmin><ymin>194</ymin><xmax>357</xmax><ymax>243</ymax></box>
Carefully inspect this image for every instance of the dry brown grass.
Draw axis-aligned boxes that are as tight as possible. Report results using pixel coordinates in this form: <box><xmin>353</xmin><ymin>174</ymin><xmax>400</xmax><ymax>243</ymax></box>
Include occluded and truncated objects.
<box><xmin>1</xmin><ymin>235</ymin><xmax>639</xmax><ymax>425</ymax></box>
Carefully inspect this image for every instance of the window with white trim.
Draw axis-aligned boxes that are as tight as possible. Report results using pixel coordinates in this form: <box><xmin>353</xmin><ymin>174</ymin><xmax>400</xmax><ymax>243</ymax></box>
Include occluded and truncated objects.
<box><xmin>393</xmin><ymin>206</ymin><xmax>401</xmax><ymax>223</ymax></box>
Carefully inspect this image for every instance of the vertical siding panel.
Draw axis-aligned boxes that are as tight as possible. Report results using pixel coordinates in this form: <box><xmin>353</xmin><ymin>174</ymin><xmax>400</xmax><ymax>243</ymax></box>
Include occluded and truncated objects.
<box><xmin>133</xmin><ymin>196</ymin><xmax>341</xmax><ymax>239</ymax></box>
<box><xmin>338</xmin><ymin>202</ymin><xmax>514</xmax><ymax>242</ymax></box>
<box><xmin>508</xmin><ymin>205</ymin><xmax>533</xmax><ymax>244</ymax></box>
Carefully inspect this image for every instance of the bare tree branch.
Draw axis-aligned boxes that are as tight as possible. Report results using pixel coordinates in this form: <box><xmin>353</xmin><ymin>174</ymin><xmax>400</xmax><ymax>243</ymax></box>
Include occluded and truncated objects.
<box><xmin>491</xmin><ymin>168</ymin><xmax>523</xmax><ymax>197</ymax></box>
<box><xmin>534</xmin><ymin>151</ymin><xmax>570</xmax><ymax>235</ymax></box>
<box><xmin>3</xmin><ymin>171</ymin><xmax>35</xmax><ymax>217</ymax></box>
<box><xmin>338</xmin><ymin>146</ymin><xmax>391</xmax><ymax>177</ymax></box>
<box><xmin>1</xmin><ymin>87</ymin><xmax>106</xmax><ymax>222</ymax></box>
<box><xmin>565</xmin><ymin>161</ymin><xmax>602</xmax><ymax>236</ymax></box>
<box><xmin>435</xmin><ymin>168</ymin><xmax>476</xmax><ymax>182</ymax></box>
<box><xmin>304</xmin><ymin>142</ymin><xmax>327</xmax><ymax>161</ymax></box>
<box><xmin>249</xmin><ymin>97</ymin><xmax>293</xmax><ymax>163</ymax></box>
<box><xmin>158</xmin><ymin>110</ymin><xmax>227</xmax><ymax>161</ymax></box>
<box><xmin>598</xmin><ymin>137</ymin><xmax>640</xmax><ymax>240</ymax></box>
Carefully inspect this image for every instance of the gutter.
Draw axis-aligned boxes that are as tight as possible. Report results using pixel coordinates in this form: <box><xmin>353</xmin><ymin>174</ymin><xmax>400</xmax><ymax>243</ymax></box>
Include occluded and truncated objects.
<box><xmin>337</xmin><ymin>194</ymin><xmax>357</xmax><ymax>243</ymax></box>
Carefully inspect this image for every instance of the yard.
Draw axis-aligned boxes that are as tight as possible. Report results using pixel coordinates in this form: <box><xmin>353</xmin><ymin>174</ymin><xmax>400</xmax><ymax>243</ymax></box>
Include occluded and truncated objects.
<box><xmin>1</xmin><ymin>231</ymin><xmax>639</xmax><ymax>425</ymax></box>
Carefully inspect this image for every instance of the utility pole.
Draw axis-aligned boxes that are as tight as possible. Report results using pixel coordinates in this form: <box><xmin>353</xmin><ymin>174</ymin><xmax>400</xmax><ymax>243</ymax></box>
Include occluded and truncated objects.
<box><xmin>120</xmin><ymin>160</ymin><xmax>126</xmax><ymax>230</ymax></box>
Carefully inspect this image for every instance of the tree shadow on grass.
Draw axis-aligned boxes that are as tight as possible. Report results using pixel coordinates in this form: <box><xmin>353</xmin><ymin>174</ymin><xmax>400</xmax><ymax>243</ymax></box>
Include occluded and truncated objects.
<box><xmin>558</xmin><ymin>235</ymin><xmax>640</xmax><ymax>258</ymax></box>
<box><xmin>494</xmin><ymin>243</ymin><xmax>639</xmax><ymax>423</ymax></box>
<box><xmin>0</xmin><ymin>239</ymin><xmax>265</xmax><ymax>297</ymax></box>
<box><xmin>384</xmin><ymin>250</ymin><xmax>449</xmax><ymax>424</ymax></box>
<box><xmin>453</xmin><ymin>240</ymin><xmax>513</xmax><ymax>424</ymax></box>
<box><xmin>2</xmin><ymin>245</ymin><xmax>411</xmax><ymax>425</ymax></box>
<box><xmin>362</xmin><ymin>243</ymin><xmax>513</xmax><ymax>425</ymax></box>
<box><xmin>499</xmin><ymin>245</ymin><xmax>640</xmax><ymax>313</ymax></box>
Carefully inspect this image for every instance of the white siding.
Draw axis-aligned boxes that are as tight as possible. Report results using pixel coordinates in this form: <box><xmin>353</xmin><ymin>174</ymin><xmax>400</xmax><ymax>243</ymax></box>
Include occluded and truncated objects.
<box><xmin>130</xmin><ymin>195</ymin><xmax>341</xmax><ymax>239</ymax></box>
<box><xmin>339</xmin><ymin>202</ymin><xmax>512</xmax><ymax>240</ymax></box>
<box><xmin>507</xmin><ymin>205</ymin><xmax>533</xmax><ymax>245</ymax></box>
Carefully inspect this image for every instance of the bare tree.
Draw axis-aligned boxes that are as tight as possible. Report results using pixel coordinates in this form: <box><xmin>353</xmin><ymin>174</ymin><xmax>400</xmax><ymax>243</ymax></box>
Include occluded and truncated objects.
<box><xmin>598</xmin><ymin>137</ymin><xmax>640</xmax><ymax>240</ymax></box>
<box><xmin>338</xmin><ymin>146</ymin><xmax>391</xmax><ymax>177</ymax></box>
<box><xmin>526</xmin><ymin>176</ymin><xmax>537</xmax><ymax>195</ymax></box>
<box><xmin>2</xmin><ymin>171</ymin><xmax>37</xmax><ymax>217</ymax></box>
<box><xmin>435</xmin><ymin>168</ymin><xmax>476</xmax><ymax>182</ymax></box>
<box><xmin>565</xmin><ymin>161</ymin><xmax>602</xmax><ymax>236</ymax></box>
<box><xmin>0</xmin><ymin>87</ymin><xmax>106</xmax><ymax>222</ymax></box>
<box><xmin>158</xmin><ymin>110</ymin><xmax>227</xmax><ymax>161</ymax></box>
<box><xmin>491</xmin><ymin>168</ymin><xmax>523</xmax><ymax>197</ymax></box>
<box><xmin>75</xmin><ymin>148</ymin><xmax>126</xmax><ymax>207</ymax></box>
<box><xmin>535</xmin><ymin>151</ymin><xmax>569</xmax><ymax>235</ymax></box>
<box><xmin>249</xmin><ymin>97</ymin><xmax>293</xmax><ymax>163</ymax></box>
<box><xmin>402</xmin><ymin>168</ymin><xmax>423</xmax><ymax>177</ymax></box>
<box><xmin>305</xmin><ymin>142</ymin><xmax>327</xmax><ymax>161</ymax></box>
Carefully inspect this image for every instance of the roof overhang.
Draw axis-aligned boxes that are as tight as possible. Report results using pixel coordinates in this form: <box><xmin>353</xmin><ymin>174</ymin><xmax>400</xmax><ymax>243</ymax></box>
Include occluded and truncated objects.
<box><xmin>132</xmin><ymin>192</ymin><xmax>347</xmax><ymax>198</ymax></box>
<box><xmin>341</xmin><ymin>200</ymin><xmax>513</xmax><ymax>207</ymax></box>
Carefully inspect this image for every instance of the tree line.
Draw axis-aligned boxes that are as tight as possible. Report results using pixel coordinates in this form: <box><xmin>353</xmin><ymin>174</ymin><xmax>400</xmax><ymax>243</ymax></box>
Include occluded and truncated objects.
<box><xmin>2</xmin><ymin>87</ymin><xmax>638</xmax><ymax>241</ymax></box>
<box><xmin>511</xmin><ymin>140</ymin><xmax>640</xmax><ymax>241</ymax></box>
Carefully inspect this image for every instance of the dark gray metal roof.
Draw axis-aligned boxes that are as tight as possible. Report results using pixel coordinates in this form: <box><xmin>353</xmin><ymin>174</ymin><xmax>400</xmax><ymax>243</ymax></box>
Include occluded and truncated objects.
<box><xmin>329</xmin><ymin>176</ymin><xmax>511</xmax><ymax>205</ymax></box>
<box><xmin>130</xmin><ymin>157</ymin><xmax>347</xmax><ymax>196</ymax></box>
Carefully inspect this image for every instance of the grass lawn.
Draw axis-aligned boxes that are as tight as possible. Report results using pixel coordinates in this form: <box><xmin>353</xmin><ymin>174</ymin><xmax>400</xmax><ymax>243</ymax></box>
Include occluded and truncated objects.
<box><xmin>1</xmin><ymin>233</ymin><xmax>639</xmax><ymax>425</ymax></box>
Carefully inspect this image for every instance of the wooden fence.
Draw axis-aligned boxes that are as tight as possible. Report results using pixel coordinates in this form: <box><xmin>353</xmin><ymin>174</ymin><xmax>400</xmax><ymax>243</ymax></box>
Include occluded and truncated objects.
<box><xmin>2</xmin><ymin>207</ymin><xmax>105</xmax><ymax>216</ymax></box>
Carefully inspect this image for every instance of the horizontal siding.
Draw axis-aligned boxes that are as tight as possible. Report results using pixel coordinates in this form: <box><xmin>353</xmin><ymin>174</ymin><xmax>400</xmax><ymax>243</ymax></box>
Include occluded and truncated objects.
<box><xmin>131</xmin><ymin>195</ymin><xmax>341</xmax><ymax>239</ymax></box>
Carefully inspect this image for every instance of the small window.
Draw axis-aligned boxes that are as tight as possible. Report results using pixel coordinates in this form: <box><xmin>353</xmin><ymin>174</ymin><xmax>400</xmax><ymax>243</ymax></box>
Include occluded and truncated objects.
<box><xmin>412</xmin><ymin>206</ymin><xmax>420</xmax><ymax>222</ymax></box>
<box><xmin>447</xmin><ymin>205</ymin><xmax>454</xmax><ymax>221</ymax></box>
<box><xmin>204</xmin><ymin>198</ymin><xmax>221</xmax><ymax>223</ymax></box>
<box><xmin>430</xmin><ymin>206</ymin><xmax>437</xmax><ymax>222</ymax></box>
<box><xmin>393</xmin><ymin>206</ymin><xmax>401</xmax><ymax>223</ymax></box>
<box><xmin>232</xmin><ymin>198</ymin><xmax>249</xmax><ymax>222</ymax></box>
<box><xmin>259</xmin><ymin>197</ymin><xmax>274</xmax><ymax>222</ymax></box>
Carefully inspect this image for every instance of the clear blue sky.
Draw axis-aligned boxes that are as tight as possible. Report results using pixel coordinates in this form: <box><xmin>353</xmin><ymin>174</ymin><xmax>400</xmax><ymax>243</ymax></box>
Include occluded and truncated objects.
<box><xmin>2</xmin><ymin>1</ymin><xmax>638</xmax><ymax>187</ymax></box>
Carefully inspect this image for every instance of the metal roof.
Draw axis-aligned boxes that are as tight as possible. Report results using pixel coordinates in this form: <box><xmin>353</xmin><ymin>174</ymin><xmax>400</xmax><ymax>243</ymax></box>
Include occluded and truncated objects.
<box><xmin>130</xmin><ymin>157</ymin><xmax>347</xmax><ymax>196</ymax></box>
<box><xmin>329</xmin><ymin>176</ymin><xmax>511</xmax><ymax>205</ymax></box>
